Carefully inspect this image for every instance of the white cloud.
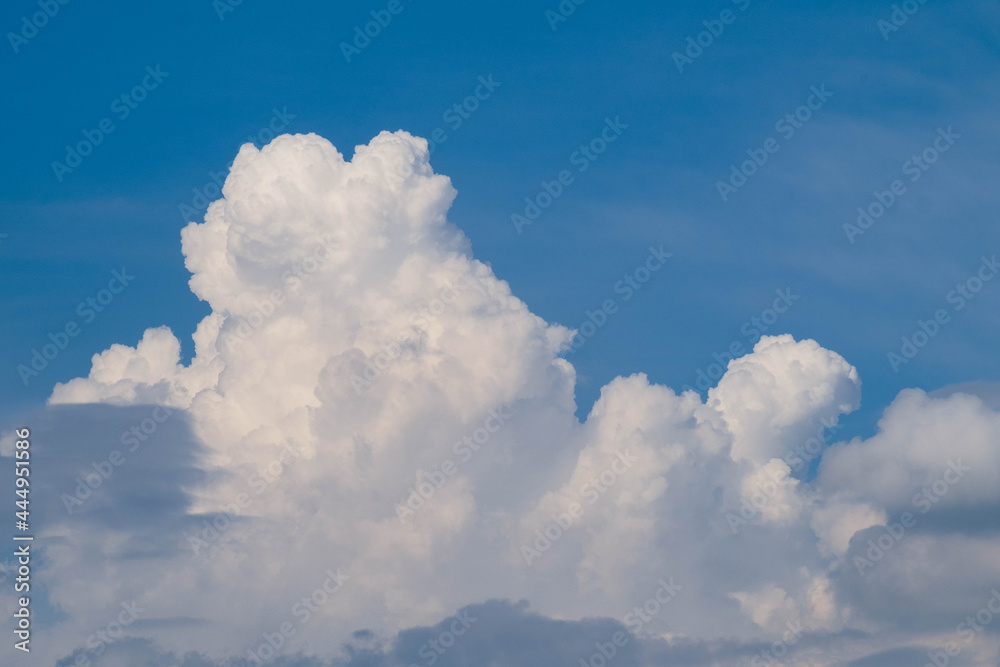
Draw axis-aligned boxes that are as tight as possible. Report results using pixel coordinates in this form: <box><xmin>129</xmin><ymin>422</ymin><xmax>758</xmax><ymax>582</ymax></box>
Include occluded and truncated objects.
<box><xmin>709</xmin><ymin>334</ymin><xmax>861</xmax><ymax>465</ymax></box>
<box><xmin>10</xmin><ymin>131</ymin><xmax>998</xmax><ymax>666</ymax></box>
<box><xmin>818</xmin><ymin>388</ymin><xmax>1000</xmax><ymax>510</ymax></box>
<box><xmin>810</xmin><ymin>500</ymin><xmax>886</xmax><ymax>557</ymax></box>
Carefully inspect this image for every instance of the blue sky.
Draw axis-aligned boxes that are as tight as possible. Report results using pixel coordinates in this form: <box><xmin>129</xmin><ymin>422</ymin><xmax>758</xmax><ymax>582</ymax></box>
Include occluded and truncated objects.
<box><xmin>3</xmin><ymin>3</ymin><xmax>1000</xmax><ymax>664</ymax></box>
<box><xmin>3</xmin><ymin>0</ymin><xmax>998</xmax><ymax>438</ymax></box>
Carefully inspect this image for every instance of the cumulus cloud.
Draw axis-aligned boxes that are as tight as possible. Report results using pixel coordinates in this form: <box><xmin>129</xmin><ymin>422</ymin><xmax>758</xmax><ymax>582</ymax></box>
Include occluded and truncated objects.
<box><xmin>5</xmin><ymin>131</ymin><xmax>1000</xmax><ymax>666</ymax></box>
<box><xmin>709</xmin><ymin>334</ymin><xmax>861</xmax><ymax>466</ymax></box>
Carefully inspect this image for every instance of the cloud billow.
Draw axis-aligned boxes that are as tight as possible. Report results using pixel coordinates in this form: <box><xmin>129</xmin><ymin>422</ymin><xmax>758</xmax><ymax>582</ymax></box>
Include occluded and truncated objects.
<box><xmin>7</xmin><ymin>131</ymin><xmax>999</xmax><ymax>666</ymax></box>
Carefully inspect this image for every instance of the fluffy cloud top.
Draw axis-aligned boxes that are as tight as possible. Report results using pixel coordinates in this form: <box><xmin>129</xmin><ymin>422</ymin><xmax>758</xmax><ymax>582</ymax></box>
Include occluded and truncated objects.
<box><xmin>8</xmin><ymin>131</ymin><xmax>1000</xmax><ymax>666</ymax></box>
